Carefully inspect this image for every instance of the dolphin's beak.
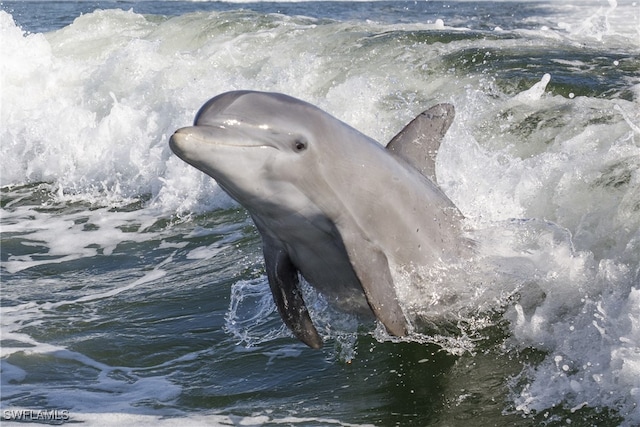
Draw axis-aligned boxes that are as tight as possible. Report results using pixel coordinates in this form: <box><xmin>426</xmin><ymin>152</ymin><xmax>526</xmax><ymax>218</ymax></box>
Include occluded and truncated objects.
<box><xmin>169</xmin><ymin>126</ymin><xmax>217</xmax><ymax>164</ymax></box>
<box><xmin>170</xmin><ymin>124</ymin><xmax>275</xmax><ymax>155</ymax></box>
<box><xmin>169</xmin><ymin>127</ymin><xmax>199</xmax><ymax>160</ymax></box>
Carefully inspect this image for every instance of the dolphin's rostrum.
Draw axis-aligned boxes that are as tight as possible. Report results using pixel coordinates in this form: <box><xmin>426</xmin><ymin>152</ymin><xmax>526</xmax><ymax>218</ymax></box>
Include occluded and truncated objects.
<box><xmin>170</xmin><ymin>91</ymin><xmax>469</xmax><ymax>348</ymax></box>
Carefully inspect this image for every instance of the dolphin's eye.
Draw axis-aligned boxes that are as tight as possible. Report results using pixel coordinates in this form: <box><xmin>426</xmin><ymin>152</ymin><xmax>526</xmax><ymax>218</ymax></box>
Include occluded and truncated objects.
<box><xmin>293</xmin><ymin>139</ymin><xmax>307</xmax><ymax>152</ymax></box>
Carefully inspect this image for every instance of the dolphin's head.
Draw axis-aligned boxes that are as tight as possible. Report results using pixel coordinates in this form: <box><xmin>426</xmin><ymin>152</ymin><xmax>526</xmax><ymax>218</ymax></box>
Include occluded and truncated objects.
<box><xmin>170</xmin><ymin>91</ymin><xmax>335</xmax><ymax>211</ymax></box>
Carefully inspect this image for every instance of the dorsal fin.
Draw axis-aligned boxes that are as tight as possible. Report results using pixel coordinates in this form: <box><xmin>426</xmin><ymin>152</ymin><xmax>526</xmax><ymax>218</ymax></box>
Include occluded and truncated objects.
<box><xmin>386</xmin><ymin>103</ymin><xmax>455</xmax><ymax>183</ymax></box>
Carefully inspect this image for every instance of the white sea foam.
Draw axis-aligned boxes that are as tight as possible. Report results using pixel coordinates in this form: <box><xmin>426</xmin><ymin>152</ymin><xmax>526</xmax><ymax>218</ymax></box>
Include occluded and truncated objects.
<box><xmin>1</xmin><ymin>305</ymin><xmax>182</xmax><ymax>416</ymax></box>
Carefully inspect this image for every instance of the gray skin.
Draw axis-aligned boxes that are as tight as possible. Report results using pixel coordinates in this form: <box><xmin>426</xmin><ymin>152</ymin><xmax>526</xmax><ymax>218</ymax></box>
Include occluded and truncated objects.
<box><xmin>170</xmin><ymin>91</ymin><xmax>470</xmax><ymax>349</ymax></box>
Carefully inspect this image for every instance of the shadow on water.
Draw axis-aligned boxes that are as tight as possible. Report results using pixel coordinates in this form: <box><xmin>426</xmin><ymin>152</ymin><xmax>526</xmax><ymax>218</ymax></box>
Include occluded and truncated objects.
<box><xmin>174</xmin><ymin>335</ymin><xmax>459</xmax><ymax>425</ymax></box>
<box><xmin>338</xmin><ymin>338</ymin><xmax>458</xmax><ymax>426</ymax></box>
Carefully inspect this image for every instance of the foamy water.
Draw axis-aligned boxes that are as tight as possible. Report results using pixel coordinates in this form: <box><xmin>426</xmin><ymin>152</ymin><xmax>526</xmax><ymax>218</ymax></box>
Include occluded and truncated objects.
<box><xmin>2</xmin><ymin>1</ymin><xmax>639</xmax><ymax>425</ymax></box>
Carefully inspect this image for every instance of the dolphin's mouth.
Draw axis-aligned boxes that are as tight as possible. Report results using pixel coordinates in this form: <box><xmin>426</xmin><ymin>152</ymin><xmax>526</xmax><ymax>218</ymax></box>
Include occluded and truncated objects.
<box><xmin>171</xmin><ymin>126</ymin><xmax>277</xmax><ymax>150</ymax></box>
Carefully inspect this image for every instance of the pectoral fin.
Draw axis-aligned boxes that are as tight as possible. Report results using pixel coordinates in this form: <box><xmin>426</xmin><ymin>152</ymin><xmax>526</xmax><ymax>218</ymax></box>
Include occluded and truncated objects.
<box><xmin>263</xmin><ymin>239</ymin><xmax>323</xmax><ymax>349</ymax></box>
<box><xmin>340</xmin><ymin>231</ymin><xmax>408</xmax><ymax>337</ymax></box>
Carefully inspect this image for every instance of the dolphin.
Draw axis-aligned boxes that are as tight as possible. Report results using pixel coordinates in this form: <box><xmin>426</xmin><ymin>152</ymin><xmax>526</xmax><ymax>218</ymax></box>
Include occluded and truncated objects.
<box><xmin>170</xmin><ymin>91</ymin><xmax>470</xmax><ymax>349</ymax></box>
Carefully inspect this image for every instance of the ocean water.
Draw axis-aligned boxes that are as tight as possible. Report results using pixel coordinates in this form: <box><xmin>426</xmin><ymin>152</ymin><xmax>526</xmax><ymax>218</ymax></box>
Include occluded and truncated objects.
<box><xmin>1</xmin><ymin>0</ymin><xmax>639</xmax><ymax>425</ymax></box>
